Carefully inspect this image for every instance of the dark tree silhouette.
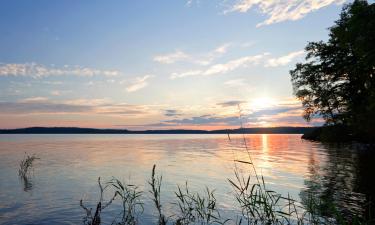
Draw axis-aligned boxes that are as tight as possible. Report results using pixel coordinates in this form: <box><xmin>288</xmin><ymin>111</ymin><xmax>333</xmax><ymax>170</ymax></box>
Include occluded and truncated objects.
<box><xmin>290</xmin><ymin>0</ymin><xmax>375</xmax><ymax>141</ymax></box>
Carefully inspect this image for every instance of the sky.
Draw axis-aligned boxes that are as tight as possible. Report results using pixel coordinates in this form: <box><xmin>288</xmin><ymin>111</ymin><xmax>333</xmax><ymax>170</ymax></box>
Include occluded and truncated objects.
<box><xmin>0</xmin><ymin>0</ymin><xmax>348</xmax><ymax>130</ymax></box>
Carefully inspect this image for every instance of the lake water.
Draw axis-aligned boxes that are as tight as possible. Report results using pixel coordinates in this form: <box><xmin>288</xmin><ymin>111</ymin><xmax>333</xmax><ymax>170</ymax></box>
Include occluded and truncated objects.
<box><xmin>0</xmin><ymin>134</ymin><xmax>373</xmax><ymax>224</ymax></box>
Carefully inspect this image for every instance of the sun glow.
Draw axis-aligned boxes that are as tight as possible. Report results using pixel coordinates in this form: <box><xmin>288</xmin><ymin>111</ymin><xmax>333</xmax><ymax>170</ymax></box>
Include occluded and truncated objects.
<box><xmin>250</xmin><ymin>97</ymin><xmax>276</xmax><ymax>110</ymax></box>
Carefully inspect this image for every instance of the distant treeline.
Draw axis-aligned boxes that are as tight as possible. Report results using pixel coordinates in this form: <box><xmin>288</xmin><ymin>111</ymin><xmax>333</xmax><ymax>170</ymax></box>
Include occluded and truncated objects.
<box><xmin>0</xmin><ymin>126</ymin><xmax>316</xmax><ymax>134</ymax></box>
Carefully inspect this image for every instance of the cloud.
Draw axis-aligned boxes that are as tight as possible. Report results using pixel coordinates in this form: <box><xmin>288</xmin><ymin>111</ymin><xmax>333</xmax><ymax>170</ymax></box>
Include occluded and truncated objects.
<box><xmin>224</xmin><ymin>78</ymin><xmax>247</xmax><ymax>87</ymax></box>
<box><xmin>0</xmin><ymin>101</ymin><xmax>93</xmax><ymax>114</ymax></box>
<box><xmin>0</xmin><ymin>98</ymin><xmax>154</xmax><ymax>116</ymax></box>
<box><xmin>185</xmin><ymin>0</ymin><xmax>204</xmax><ymax>7</ymax></box>
<box><xmin>51</xmin><ymin>91</ymin><xmax>61</xmax><ymax>96</ymax></box>
<box><xmin>164</xmin><ymin>109</ymin><xmax>183</xmax><ymax>117</ymax></box>
<box><xmin>164</xmin><ymin>114</ymin><xmax>240</xmax><ymax>126</ymax></box>
<box><xmin>171</xmin><ymin>52</ymin><xmax>269</xmax><ymax>79</ymax></box>
<box><xmin>217</xmin><ymin>100</ymin><xmax>247</xmax><ymax>107</ymax></box>
<box><xmin>0</xmin><ymin>62</ymin><xmax>121</xmax><ymax>78</ymax></box>
<box><xmin>170</xmin><ymin>70</ymin><xmax>202</xmax><ymax>79</ymax></box>
<box><xmin>96</xmin><ymin>104</ymin><xmax>151</xmax><ymax>115</ymax></box>
<box><xmin>20</xmin><ymin>97</ymin><xmax>49</xmax><ymax>102</ymax></box>
<box><xmin>265</xmin><ymin>50</ymin><xmax>305</xmax><ymax>67</ymax></box>
<box><xmin>49</xmin><ymin>90</ymin><xmax>72</xmax><ymax>96</ymax></box>
<box><xmin>146</xmin><ymin>99</ymin><xmax>315</xmax><ymax>128</ymax></box>
<box><xmin>186</xmin><ymin>0</ymin><xmax>194</xmax><ymax>7</ymax></box>
<box><xmin>170</xmin><ymin>50</ymin><xmax>303</xmax><ymax>79</ymax></box>
<box><xmin>225</xmin><ymin>0</ymin><xmax>345</xmax><ymax>27</ymax></box>
<box><xmin>195</xmin><ymin>43</ymin><xmax>232</xmax><ymax>66</ymax></box>
<box><xmin>154</xmin><ymin>43</ymin><xmax>231</xmax><ymax>66</ymax></box>
<box><xmin>250</xmin><ymin>106</ymin><xmax>301</xmax><ymax>117</ymax></box>
<box><xmin>212</xmin><ymin>43</ymin><xmax>231</xmax><ymax>54</ymax></box>
<box><xmin>41</xmin><ymin>81</ymin><xmax>63</xmax><ymax>85</ymax></box>
<box><xmin>153</xmin><ymin>51</ymin><xmax>190</xmax><ymax>64</ymax></box>
<box><xmin>151</xmin><ymin>103</ymin><xmax>303</xmax><ymax>127</ymax></box>
<box><xmin>124</xmin><ymin>75</ymin><xmax>154</xmax><ymax>92</ymax></box>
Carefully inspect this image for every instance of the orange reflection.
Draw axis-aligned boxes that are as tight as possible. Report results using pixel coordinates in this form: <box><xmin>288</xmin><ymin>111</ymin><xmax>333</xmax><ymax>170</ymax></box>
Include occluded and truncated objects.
<box><xmin>262</xmin><ymin>134</ymin><xmax>268</xmax><ymax>153</ymax></box>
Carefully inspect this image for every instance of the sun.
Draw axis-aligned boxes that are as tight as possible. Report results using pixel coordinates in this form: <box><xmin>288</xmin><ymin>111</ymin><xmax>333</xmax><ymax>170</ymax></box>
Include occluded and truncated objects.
<box><xmin>250</xmin><ymin>97</ymin><xmax>276</xmax><ymax>110</ymax></box>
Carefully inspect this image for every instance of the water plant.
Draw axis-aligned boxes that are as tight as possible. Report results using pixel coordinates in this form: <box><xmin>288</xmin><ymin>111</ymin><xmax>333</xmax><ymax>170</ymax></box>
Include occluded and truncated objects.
<box><xmin>18</xmin><ymin>153</ymin><xmax>39</xmax><ymax>191</ymax></box>
<box><xmin>149</xmin><ymin>165</ymin><xmax>167</xmax><ymax>225</ymax></box>
<box><xmin>80</xmin><ymin>163</ymin><xmax>371</xmax><ymax>225</ymax></box>
<box><xmin>80</xmin><ymin>177</ymin><xmax>117</xmax><ymax>225</ymax></box>
<box><xmin>174</xmin><ymin>182</ymin><xmax>224</xmax><ymax>225</ymax></box>
<box><xmin>229</xmin><ymin>167</ymin><xmax>308</xmax><ymax>225</ymax></box>
<box><xmin>18</xmin><ymin>153</ymin><xmax>39</xmax><ymax>178</ymax></box>
<box><xmin>109</xmin><ymin>178</ymin><xmax>144</xmax><ymax>225</ymax></box>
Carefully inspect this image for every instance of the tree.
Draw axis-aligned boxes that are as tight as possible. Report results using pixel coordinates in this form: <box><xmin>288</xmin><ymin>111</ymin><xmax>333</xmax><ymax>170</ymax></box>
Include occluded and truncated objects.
<box><xmin>290</xmin><ymin>0</ymin><xmax>375</xmax><ymax>141</ymax></box>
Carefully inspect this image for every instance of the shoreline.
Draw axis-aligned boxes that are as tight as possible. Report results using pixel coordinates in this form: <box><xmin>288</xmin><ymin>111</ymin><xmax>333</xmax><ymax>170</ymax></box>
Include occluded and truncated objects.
<box><xmin>0</xmin><ymin>126</ymin><xmax>317</xmax><ymax>135</ymax></box>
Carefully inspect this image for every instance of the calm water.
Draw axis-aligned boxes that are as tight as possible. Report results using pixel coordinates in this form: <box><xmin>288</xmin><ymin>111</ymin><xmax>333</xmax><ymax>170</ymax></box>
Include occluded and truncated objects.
<box><xmin>0</xmin><ymin>134</ymin><xmax>373</xmax><ymax>224</ymax></box>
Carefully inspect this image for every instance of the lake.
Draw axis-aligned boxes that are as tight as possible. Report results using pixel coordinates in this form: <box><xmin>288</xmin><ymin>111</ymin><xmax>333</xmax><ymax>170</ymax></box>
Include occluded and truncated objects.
<box><xmin>0</xmin><ymin>134</ymin><xmax>373</xmax><ymax>224</ymax></box>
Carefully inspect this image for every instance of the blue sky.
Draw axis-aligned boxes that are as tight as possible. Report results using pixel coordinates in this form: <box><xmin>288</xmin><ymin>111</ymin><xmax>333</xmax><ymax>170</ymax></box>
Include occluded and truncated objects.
<box><xmin>0</xmin><ymin>0</ymin><xmax>347</xmax><ymax>129</ymax></box>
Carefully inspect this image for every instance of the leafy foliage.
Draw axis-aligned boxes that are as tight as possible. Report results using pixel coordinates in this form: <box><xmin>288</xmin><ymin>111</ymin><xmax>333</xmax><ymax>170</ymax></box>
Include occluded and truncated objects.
<box><xmin>290</xmin><ymin>0</ymin><xmax>375</xmax><ymax>141</ymax></box>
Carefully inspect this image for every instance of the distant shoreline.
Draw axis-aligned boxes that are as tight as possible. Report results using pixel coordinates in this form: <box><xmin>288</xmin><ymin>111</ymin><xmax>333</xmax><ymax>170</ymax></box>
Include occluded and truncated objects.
<box><xmin>0</xmin><ymin>127</ymin><xmax>317</xmax><ymax>134</ymax></box>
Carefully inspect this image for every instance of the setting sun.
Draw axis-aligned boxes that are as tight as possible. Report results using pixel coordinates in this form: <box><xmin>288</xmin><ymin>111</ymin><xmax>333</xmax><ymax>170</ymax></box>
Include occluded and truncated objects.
<box><xmin>250</xmin><ymin>97</ymin><xmax>276</xmax><ymax>110</ymax></box>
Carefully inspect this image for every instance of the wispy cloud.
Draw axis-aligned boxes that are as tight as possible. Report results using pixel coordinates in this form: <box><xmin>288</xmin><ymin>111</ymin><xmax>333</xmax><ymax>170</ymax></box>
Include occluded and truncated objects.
<box><xmin>170</xmin><ymin>50</ymin><xmax>303</xmax><ymax>79</ymax></box>
<box><xmin>20</xmin><ymin>97</ymin><xmax>49</xmax><ymax>102</ymax></box>
<box><xmin>163</xmin><ymin>114</ymin><xmax>240</xmax><ymax>126</ymax></box>
<box><xmin>0</xmin><ymin>62</ymin><xmax>121</xmax><ymax>78</ymax></box>
<box><xmin>186</xmin><ymin>0</ymin><xmax>196</xmax><ymax>7</ymax></box>
<box><xmin>0</xmin><ymin>98</ymin><xmax>154</xmax><ymax>117</ymax></box>
<box><xmin>154</xmin><ymin>43</ymin><xmax>231</xmax><ymax>66</ymax></box>
<box><xmin>51</xmin><ymin>90</ymin><xmax>61</xmax><ymax>96</ymax></box>
<box><xmin>225</xmin><ymin>0</ymin><xmax>345</xmax><ymax>27</ymax></box>
<box><xmin>171</xmin><ymin>52</ymin><xmax>269</xmax><ymax>79</ymax></box>
<box><xmin>164</xmin><ymin>109</ymin><xmax>183</xmax><ymax>117</ymax></box>
<box><xmin>170</xmin><ymin>70</ymin><xmax>202</xmax><ymax>79</ymax></box>
<box><xmin>265</xmin><ymin>50</ymin><xmax>305</xmax><ymax>67</ymax></box>
<box><xmin>224</xmin><ymin>78</ymin><xmax>247</xmax><ymax>87</ymax></box>
<box><xmin>213</xmin><ymin>43</ymin><xmax>231</xmax><ymax>54</ymax></box>
<box><xmin>152</xmin><ymin>101</ymin><xmax>312</xmax><ymax>128</ymax></box>
<box><xmin>153</xmin><ymin>51</ymin><xmax>190</xmax><ymax>64</ymax></box>
<box><xmin>124</xmin><ymin>75</ymin><xmax>154</xmax><ymax>92</ymax></box>
<box><xmin>0</xmin><ymin>101</ymin><xmax>93</xmax><ymax>114</ymax></box>
<box><xmin>217</xmin><ymin>100</ymin><xmax>246</xmax><ymax>107</ymax></box>
<box><xmin>41</xmin><ymin>81</ymin><xmax>64</xmax><ymax>85</ymax></box>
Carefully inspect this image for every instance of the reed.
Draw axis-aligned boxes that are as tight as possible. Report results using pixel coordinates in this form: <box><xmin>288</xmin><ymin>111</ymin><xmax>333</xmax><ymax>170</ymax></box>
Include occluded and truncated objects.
<box><xmin>149</xmin><ymin>165</ymin><xmax>167</xmax><ymax>225</ymax></box>
<box><xmin>80</xmin><ymin>165</ymin><xmax>369</xmax><ymax>225</ymax></box>
<box><xmin>18</xmin><ymin>153</ymin><xmax>39</xmax><ymax>178</ymax></box>
<box><xmin>78</xmin><ymin>135</ymin><xmax>371</xmax><ymax>225</ymax></box>
<box><xmin>109</xmin><ymin>178</ymin><xmax>144</xmax><ymax>225</ymax></box>
<box><xmin>229</xmin><ymin>166</ymin><xmax>307</xmax><ymax>224</ymax></box>
<box><xmin>174</xmin><ymin>182</ymin><xmax>225</xmax><ymax>225</ymax></box>
<box><xmin>18</xmin><ymin>153</ymin><xmax>39</xmax><ymax>191</ymax></box>
<box><xmin>80</xmin><ymin>177</ymin><xmax>117</xmax><ymax>225</ymax></box>
<box><xmin>226</xmin><ymin>131</ymin><xmax>372</xmax><ymax>225</ymax></box>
